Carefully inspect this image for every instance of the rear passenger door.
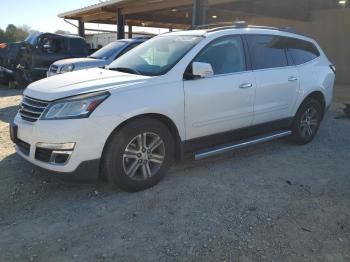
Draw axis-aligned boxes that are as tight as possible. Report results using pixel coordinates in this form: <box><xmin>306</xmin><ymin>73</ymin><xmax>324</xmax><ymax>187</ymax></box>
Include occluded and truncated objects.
<box><xmin>246</xmin><ymin>35</ymin><xmax>300</xmax><ymax>125</ymax></box>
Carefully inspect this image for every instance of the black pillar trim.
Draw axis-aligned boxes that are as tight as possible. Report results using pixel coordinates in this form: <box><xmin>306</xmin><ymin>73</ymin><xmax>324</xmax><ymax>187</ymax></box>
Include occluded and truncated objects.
<box><xmin>128</xmin><ymin>24</ymin><xmax>132</xmax><ymax>39</ymax></box>
<box><xmin>78</xmin><ymin>20</ymin><xmax>85</xmax><ymax>38</ymax></box>
<box><xmin>192</xmin><ymin>0</ymin><xmax>208</xmax><ymax>27</ymax></box>
<box><xmin>117</xmin><ymin>9</ymin><xmax>125</xmax><ymax>39</ymax></box>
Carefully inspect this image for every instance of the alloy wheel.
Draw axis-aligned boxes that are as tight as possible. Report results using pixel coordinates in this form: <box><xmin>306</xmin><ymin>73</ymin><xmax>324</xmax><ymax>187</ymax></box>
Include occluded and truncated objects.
<box><xmin>299</xmin><ymin>107</ymin><xmax>319</xmax><ymax>138</ymax></box>
<box><xmin>122</xmin><ymin>132</ymin><xmax>165</xmax><ymax>181</ymax></box>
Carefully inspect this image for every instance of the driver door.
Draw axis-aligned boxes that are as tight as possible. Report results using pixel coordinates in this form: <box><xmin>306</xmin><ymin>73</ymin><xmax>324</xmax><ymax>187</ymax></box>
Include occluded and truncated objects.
<box><xmin>184</xmin><ymin>35</ymin><xmax>255</xmax><ymax>140</ymax></box>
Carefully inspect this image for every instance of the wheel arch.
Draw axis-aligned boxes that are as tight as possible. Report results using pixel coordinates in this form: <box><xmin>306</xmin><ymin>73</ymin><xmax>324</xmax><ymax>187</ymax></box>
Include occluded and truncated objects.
<box><xmin>102</xmin><ymin>113</ymin><xmax>183</xmax><ymax>162</ymax></box>
<box><xmin>295</xmin><ymin>90</ymin><xmax>326</xmax><ymax>119</ymax></box>
<box><xmin>304</xmin><ymin>90</ymin><xmax>326</xmax><ymax>116</ymax></box>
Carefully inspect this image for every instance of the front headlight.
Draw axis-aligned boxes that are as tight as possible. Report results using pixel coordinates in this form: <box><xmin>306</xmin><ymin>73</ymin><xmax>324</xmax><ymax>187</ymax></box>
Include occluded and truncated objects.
<box><xmin>60</xmin><ymin>64</ymin><xmax>75</xmax><ymax>73</ymax></box>
<box><xmin>41</xmin><ymin>91</ymin><xmax>110</xmax><ymax>120</ymax></box>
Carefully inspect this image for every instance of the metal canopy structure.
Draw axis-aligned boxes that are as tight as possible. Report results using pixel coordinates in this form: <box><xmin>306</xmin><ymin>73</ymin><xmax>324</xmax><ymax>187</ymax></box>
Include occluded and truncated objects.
<box><xmin>58</xmin><ymin>0</ymin><xmax>349</xmax><ymax>38</ymax></box>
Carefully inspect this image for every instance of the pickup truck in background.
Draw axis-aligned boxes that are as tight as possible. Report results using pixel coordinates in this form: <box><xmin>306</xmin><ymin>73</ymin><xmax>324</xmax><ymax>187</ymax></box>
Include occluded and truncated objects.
<box><xmin>0</xmin><ymin>32</ymin><xmax>88</xmax><ymax>87</ymax></box>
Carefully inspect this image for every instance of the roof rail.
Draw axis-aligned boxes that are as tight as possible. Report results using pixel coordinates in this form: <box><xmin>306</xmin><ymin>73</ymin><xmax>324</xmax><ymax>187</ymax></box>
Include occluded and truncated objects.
<box><xmin>188</xmin><ymin>22</ymin><xmax>236</xmax><ymax>30</ymax></box>
<box><xmin>205</xmin><ymin>21</ymin><xmax>299</xmax><ymax>35</ymax></box>
<box><xmin>188</xmin><ymin>21</ymin><xmax>300</xmax><ymax>36</ymax></box>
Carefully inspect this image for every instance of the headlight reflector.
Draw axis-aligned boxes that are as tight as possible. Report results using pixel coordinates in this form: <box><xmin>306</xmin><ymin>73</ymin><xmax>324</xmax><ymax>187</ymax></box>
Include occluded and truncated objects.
<box><xmin>41</xmin><ymin>91</ymin><xmax>110</xmax><ymax>120</ymax></box>
<box><xmin>60</xmin><ymin>64</ymin><xmax>75</xmax><ymax>73</ymax></box>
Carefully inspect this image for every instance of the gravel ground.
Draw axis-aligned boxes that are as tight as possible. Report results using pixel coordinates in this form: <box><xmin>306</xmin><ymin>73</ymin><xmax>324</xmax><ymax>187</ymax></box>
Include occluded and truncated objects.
<box><xmin>0</xmin><ymin>86</ymin><xmax>349</xmax><ymax>262</ymax></box>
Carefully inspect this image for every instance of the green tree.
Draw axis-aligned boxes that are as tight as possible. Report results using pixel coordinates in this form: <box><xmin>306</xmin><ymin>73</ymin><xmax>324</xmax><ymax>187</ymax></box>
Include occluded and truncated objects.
<box><xmin>1</xmin><ymin>24</ymin><xmax>31</xmax><ymax>43</ymax></box>
<box><xmin>13</xmin><ymin>26</ymin><xmax>29</xmax><ymax>41</ymax></box>
<box><xmin>5</xmin><ymin>24</ymin><xmax>17</xmax><ymax>42</ymax></box>
<box><xmin>0</xmin><ymin>28</ymin><xmax>5</xmax><ymax>43</ymax></box>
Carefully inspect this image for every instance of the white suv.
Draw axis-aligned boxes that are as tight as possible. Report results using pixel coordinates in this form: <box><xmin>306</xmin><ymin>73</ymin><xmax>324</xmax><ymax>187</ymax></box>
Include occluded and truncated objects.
<box><xmin>11</xmin><ymin>23</ymin><xmax>335</xmax><ymax>191</ymax></box>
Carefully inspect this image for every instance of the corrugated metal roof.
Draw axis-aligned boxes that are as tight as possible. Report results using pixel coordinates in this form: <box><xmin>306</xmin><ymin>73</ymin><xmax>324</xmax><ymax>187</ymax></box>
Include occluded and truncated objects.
<box><xmin>58</xmin><ymin>0</ymin><xmax>127</xmax><ymax>18</ymax></box>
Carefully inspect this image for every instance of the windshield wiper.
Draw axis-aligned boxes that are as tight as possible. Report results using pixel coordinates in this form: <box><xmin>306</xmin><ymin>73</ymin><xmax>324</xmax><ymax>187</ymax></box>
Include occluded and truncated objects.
<box><xmin>109</xmin><ymin>67</ymin><xmax>141</xmax><ymax>75</ymax></box>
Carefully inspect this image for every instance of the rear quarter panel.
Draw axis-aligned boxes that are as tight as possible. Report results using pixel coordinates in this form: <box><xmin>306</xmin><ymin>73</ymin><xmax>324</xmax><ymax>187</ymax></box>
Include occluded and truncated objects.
<box><xmin>292</xmin><ymin>57</ymin><xmax>335</xmax><ymax>116</ymax></box>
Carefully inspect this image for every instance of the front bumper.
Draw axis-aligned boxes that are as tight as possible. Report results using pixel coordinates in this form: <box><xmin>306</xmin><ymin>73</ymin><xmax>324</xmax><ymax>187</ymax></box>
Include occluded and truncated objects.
<box><xmin>12</xmin><ymin>113</ymin><xmax>125</xmax><ymax>178</ymax></box>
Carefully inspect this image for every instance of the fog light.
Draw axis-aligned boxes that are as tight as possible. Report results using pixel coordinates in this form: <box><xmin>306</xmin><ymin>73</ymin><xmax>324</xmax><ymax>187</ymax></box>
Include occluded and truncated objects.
<box><xmin>36</xmin><ymin>142</ymin><xmax>75</xmax><ymax>150</ymax></box>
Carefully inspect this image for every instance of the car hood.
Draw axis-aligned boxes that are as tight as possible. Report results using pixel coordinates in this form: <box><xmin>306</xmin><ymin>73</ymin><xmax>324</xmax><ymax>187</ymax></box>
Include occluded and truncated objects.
<box><xmin>24</xmin><ymin>68</ymin><xmax>152</xmax><ymax>101</ymax></box>
<box><xmin>52</xmin><ymin>57</ymin><xmax>105</xmax><ymax>67</ymax></box>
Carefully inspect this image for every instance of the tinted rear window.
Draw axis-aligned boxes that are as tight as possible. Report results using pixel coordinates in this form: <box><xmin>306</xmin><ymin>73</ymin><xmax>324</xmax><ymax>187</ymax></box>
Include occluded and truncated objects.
<box><xmin>70</xmin><ymin>39</ymin><xmax>86</xmax><ymax>54</ymax></box>
<box><xmin>247</xmin><ymin>35</ymin><xmax>288</xmax><ymax>70</ymax></box>
<box><xmin>284</xmin><ymin>38</ymin><xmax>320</xmax><ymax>65</ymax></box>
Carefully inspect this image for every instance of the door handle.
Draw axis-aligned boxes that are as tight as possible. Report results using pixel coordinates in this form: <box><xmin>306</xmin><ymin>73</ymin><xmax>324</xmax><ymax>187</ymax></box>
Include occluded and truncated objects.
<box><xmin>239</xmin><ymin>83</ymin><xmax>253</xmax><ymax>89</ymax></box>
<box><xmin>288</xmin><ymin>76</ymin><xmax>298</xmax><ymax>82</ymax></box>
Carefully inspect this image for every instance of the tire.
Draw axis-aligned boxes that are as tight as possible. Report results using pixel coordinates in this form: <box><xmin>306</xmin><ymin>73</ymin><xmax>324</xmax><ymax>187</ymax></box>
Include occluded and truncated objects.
<box><xmin>102</xmin><ymin>118</ymin><xmax>175</xmax><ymax>192</ymax></box>
<box><xmin>291</xmin><ymin>98</ymin><xmax>323</xmax><ymax>145</ymax></box>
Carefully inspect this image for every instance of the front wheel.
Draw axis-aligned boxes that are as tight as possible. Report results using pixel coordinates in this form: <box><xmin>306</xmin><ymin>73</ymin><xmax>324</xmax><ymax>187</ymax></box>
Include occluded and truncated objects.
<box><xmin>291</xmin><ymin>98</ymin><xmax>323</xmax><ymax>145</ymax></box>
<box><xmin>102</xmin><ymin>118</ymin><xmax>174</xmax><ymax>192</ymax></box>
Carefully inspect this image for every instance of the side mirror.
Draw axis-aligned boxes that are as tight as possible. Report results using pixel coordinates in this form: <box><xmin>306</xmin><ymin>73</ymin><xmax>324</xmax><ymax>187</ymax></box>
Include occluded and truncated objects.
<box><xmin>192</xmin><ymin>62</ymin><xmax>214</xmax><ymax>78</ymax></box>
<box><xmin>43</xmin><ymin>44</ymin><xmax>52</xmax><ymax>51</ymax></box>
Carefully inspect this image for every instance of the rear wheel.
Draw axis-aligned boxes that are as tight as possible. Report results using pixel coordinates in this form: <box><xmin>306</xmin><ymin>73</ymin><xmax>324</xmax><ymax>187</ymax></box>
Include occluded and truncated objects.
<box><xmin>291</xmin><ymin>98</ymin><xmax>323</xmax><ymax>145</ymax></box>
<box><xmin>102</xmin><ymin>118</ymin><xmax>174</xmax><ymax>192</ymax></box>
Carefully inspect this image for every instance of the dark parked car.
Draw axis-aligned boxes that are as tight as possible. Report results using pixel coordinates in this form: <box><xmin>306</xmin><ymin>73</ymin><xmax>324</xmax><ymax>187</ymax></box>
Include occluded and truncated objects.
<box><xmin>0</xmin><ymin>32</ymin><xmax>88</xmax><ymax>86</ymax></box>
<box><xmin>47</xmin><ymin>37</ymin><xmax>150</xmax><ymax>77</ymax></box>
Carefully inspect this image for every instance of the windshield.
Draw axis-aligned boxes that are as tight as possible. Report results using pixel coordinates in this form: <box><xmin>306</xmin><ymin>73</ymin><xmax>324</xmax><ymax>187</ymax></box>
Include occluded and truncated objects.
<box><xmin>109</xmin><ymin>35</ymin><xmax>203</xmax><ymax>76</ymax></box>
<box><xmin>89</xmin><ymin>41</ymin><xmax>127</xmax><ymax>60</ymax></box>
<box><xmin>25</xmin><ymin>32</ymin><xmax>41</xmax><ymax>46</ymax></box>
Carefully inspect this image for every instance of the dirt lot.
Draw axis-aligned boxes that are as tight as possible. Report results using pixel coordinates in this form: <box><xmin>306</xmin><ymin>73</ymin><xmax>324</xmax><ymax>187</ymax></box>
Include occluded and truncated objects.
<box><xmin>0</xmin><ymin>85</ymin><xmax>349</xmax><ymax>262</ymax></box>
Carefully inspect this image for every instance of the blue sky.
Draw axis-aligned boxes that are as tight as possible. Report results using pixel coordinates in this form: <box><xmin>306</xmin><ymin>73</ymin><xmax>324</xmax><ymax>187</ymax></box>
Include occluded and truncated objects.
<box><xmin>0</xmin><ymin>0</ymin><xmax>113</xmax><ymax>33</ymax></box>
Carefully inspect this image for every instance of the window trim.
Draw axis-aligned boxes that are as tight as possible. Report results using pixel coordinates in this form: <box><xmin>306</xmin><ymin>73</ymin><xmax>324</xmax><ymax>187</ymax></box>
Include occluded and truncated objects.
<box><xmin>245</xmin><ymin>34</ymin><xmax>292</xmax><ymax>71</ymax></box>
<box><xmin>184</xmin><ymin>34</ymin><xmax>250</xmax><ymax>79</ymax></box>
<box><xmin>115</xmin><ymin>41</ymin><xmax>142</xmax><ymax>59</ymax></box>
<box><xmin>284</xmin><ymin>37</ymin><xmax>321</xmax><ymax>66</ymax></box>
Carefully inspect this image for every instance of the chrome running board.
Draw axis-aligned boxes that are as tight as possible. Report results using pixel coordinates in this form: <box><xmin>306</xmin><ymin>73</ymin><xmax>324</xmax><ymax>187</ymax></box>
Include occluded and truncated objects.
<box><xmin>194</xmin><ymin>130</ymin><xmax>292</xmax><ymax>160</ymax></box>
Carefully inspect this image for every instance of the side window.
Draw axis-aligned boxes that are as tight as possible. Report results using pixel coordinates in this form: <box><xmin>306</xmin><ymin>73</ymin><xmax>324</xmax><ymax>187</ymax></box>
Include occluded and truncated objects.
<box><xmin>194</xmin><ymin>36</ymin><xmax>246</xmax><ymax>75</ymax></box>
<box><xmin>70</xmin><ymin>39</ymin><xmax>85</xmax><ymax>55</ymax></box>
<box><xmin>247</xmin><ymin>35</ymin><xmax>288</xmax><ymax>70</ymax></box>
<box><xmin>116</xmin><ymin>42</ymin><xmax>141</xmax><ymax>59</ymax></box>
<box><xmin>51</xmin><ymin>38</ymin><xmax>66</xmax><ymax>54</ymax></box>
<box><xmin>285</xmin><ymin>38</ymin><xmax>320</xmax><ymax>65</ymax></box>
<box><xmin>38</xmin><ymin>37</ymin><xmax>66</xmax><ymax>54</ymax></box>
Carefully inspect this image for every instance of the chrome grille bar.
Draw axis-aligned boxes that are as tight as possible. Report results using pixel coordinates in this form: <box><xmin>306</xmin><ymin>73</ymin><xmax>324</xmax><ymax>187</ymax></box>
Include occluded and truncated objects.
<box><xmin>21</xmin><ymin>101</ymin><xmax>46</xmax><ymax>110</ymax></box>
<box><xmin>19</xmin><ymin>96</ymin><xmax>49</xmax><ymax>122</ymax></box>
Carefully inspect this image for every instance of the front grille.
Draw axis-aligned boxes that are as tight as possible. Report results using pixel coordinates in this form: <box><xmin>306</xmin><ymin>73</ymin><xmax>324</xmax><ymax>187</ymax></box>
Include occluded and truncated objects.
<box><xmin>17</xmin><ymin>139</ymin><xmax>30</xmax><ymax>156</ymax></box>
<box><xmin>19</xmin><ymin>96</ymin><xmax>49</xmax><ymax>122</ymax></box>
<box><xmin>49</xmin><ymin>65</ymin><xmax>59</xmax><ymax>73</ymax></box>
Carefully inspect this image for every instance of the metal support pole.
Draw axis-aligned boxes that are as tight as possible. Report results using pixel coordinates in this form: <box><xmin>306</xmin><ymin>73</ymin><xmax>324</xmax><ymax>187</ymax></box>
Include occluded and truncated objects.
<box><xmin>192</xmin><ymin>0</ymin><xmax>208</xmax><ymax>27</ymax></box>
<box><xmin>78</xmin><ymin>20</ymin><xmax>85</xmax><ymax>37</ymax></box>
<box><xmin>128</xmin><ymin>25</ymin><xmax>133</xmax><ymax>39</ymax></box>
<box><xmin>117</xmin><ymin>9</ymin><xmax>125</xmax><ymax>39</ymax></box>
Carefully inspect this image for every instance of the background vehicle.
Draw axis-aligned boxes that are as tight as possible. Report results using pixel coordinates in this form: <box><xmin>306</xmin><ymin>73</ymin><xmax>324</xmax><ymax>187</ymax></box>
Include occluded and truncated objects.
<box><xmin>47</xmin><ymin>37</ymin><xmax>150</xmax><ymax>77</ymax></box>
<box><xmin>11</xmin><ymin>23</ymin><xmax>335</xmax><ymax>192</ymax></box>
<box><xmin>0</xmin><ymin>32</ymin><xmax>88</xmax><ymax>86</ymax></box>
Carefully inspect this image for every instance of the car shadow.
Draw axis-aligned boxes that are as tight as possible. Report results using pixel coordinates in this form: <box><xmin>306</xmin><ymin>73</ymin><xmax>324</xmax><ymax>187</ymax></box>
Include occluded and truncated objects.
<box><xmin>0</xmin><ymin>105</ymin><xmax>19</xmax><ymax>124</ymax></box>
<box><xmin>0</xmin><ymin>87</ymin><xmax>24</xmax><ymax>97</ymax></box>
<box><xmin>0</xmin><ymin>153</ymin><xmax>116</xmax><ymax>194</ymax></box>
<box><xmin>0</xmin><ymin>136</ymin><xmax>293</xmax><ymax>198</ymax></box>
